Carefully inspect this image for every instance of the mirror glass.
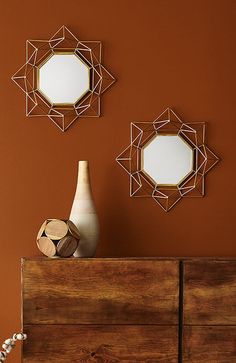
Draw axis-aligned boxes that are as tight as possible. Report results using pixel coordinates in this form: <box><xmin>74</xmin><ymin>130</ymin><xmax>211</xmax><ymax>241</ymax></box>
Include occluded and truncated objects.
<box><xmin>141</xmin><ymin>134</ymin><xmax>194</xmax><ymax>186</ymax></box>
<box><xmin>38</xmin><ymin>53</ymin><xmax>90</xmax><ymax>105</ymax></box>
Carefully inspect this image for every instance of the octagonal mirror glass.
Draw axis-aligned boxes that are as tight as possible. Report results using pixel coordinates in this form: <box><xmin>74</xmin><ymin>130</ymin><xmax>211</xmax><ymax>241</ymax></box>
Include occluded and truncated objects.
<box><xmin>38</xmin><ymin>53</ymin><xmax>90</xmax><ymax>105</ymax></box>
<box><xmin>141</xmin><ymin>134</ymin><xmax>194</xmax><ymax>186</ymax></box>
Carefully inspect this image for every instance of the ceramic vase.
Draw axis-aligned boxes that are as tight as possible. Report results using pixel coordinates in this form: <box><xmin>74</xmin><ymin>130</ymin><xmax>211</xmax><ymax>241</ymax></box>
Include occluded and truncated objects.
<box><xmin>69</xmin><ymin>161</ymin><xmax>99</xmax><ymax>257</ymax></box>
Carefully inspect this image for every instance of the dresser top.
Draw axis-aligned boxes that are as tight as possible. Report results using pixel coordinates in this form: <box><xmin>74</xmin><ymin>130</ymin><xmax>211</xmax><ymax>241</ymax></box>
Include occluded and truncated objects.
<box><xmin>22</xmin><ymin>256</ymin><xmax>236</xmax><ymax>262</ymax></box>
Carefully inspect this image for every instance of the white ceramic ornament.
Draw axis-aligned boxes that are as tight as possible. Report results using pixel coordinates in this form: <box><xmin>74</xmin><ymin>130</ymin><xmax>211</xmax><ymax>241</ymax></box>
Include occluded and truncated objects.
<box><xmin>70</xmin><ymin>161</ymin><xmax>100</xmax><ymax>257</ymax></box>
<box><xmin>0</xmin><ymin>333</ymin><xmax>26</xmax><ymax>362</ymax></box>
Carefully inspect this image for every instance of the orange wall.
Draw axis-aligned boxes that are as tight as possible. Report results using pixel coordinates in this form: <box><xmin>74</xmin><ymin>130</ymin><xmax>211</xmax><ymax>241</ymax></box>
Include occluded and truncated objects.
<box><xmin>0</xmin><ymin>0</ymin><xmax>235</xmax><ymax>360</ymax></box>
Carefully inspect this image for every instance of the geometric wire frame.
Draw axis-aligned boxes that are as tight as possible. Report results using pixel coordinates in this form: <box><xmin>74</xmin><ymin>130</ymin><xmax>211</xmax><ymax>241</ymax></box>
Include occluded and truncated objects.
<box><xmin>12</xmin><ymin>26</ymin><xmax>115</xmax><ymax>132</ymax></box>
<box><xmin>116</xmin><ymin>108</ymin><xmax>219</xmax><ymax>212</ymax></box>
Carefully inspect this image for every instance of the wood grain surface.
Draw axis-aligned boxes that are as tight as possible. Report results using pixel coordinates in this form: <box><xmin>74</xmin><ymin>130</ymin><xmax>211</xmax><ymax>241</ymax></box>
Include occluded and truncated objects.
<box><xmin>22</xmin><ymin>259</ymin><xmax>179</xmax><ymax>325</ymax></box>
<box><xmin>56</xmin><ymin>236</ymin><xmax>78</xmax><ymax>257</ymax></box>
<box><xmin>23</xmin><ymin>325</ymin><xmax>178</xmax><ymax>363</ymax></box>
<box><xmin>67</xmin><ymin>220</ymin><xmax>80</xmax><ymax>240</ymax></box>
<box><xmin>36</xmin><ymin>237</ymin><xmax>56</xmax><ymax>258</ymax></box>
<box><xmin>184</xmin><ymin>260</ymin><xmax>236</xmax><ymax>325</ymax></box>
<box><xmin>183</xmin><ymin>326</ymin><xmax>236</xmax><ymax>362</ymax></box>
<box><xmin>45</xmin><ymin>220</ymin><xmax>68</xmax><ymax>240</ymax></box>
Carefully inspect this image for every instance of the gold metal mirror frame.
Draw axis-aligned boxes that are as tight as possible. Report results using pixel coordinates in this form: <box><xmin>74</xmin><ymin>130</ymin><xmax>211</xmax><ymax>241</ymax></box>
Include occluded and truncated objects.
<box><xmin>116</xmin><ymin>108</ymin><xmax>219</xmax><ymax>212</ymax></box>
<box><xmin>36</xmin><ymin>51</ymin><xmax>91</xmax><ymax>106</ymax></box>
<box><xmin>12</xmin><ymin>26</ymin><xmax>115</xmax><ymax>131</ymax></box>
<box><xmin>141</xmin><ymin>133</ymin><xmax>195</xmax><ymax>187</ymax></box>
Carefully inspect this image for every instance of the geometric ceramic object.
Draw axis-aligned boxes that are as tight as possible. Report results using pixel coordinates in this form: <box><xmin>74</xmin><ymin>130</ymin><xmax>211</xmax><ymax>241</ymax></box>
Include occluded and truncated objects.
<box><xmin>37</xmin><ymin>219</ymin><xmax>80</xmax><ymax>257</ymax></box>
<box><xmin>12</xmin><ymin>26</ymin><xmax>115</xmax><ymax>132</ymax></box>
<box><xmin>70</xmin><ymin>161</ymin><xmax>99</xmax><ymax>257</ymax></box>
<box><xmin>116</xmin><ymin>108</ymin><xmax>219</xmax><ymax>212</ymax></box>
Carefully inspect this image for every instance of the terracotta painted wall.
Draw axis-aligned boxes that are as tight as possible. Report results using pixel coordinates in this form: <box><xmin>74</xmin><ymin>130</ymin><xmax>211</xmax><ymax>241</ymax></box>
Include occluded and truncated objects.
<box><xmin>0</xmin><ymin>0</ymin><xmax>235</xmax><ymax>360</ymax></box>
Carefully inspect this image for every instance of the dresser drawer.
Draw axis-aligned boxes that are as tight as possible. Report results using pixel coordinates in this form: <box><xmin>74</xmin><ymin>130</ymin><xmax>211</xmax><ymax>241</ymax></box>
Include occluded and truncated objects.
<box><xmin>184</xmin><ymin>260</ymin><xmax>236</xmax><ymax>325</ymax></box>
<box><xmin>23</xmin><ymin>325</ymin><xmax>178</xmax><ymax>363</ymax></box>
<box><xmin>183</xmin><ymin>260</ymin><xmax>236</xmax><ymax>362</ymax></box>
<box><xmin>22</xmin><ymin>258</ymin><xmax>179</xmax><ymax>325</ymax></box>
<box><xmin>183</xmin><ymin>326</ymin><xmax>236</xmax><ymax>362</ymax></box>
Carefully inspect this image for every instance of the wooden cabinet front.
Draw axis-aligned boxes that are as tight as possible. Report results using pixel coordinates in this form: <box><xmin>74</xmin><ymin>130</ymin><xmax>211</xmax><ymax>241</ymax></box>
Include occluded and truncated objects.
<box><xmin>23</xmin><ymin>325</ymin><xmax>178</xmax><ymax>362</ymax></box>
<box><xmin>22</xmin><ymin>258</ymin><xmax>236</xmax><ymax>362</ymax></box>
<box><xmin>183</xmin><ymin>326</ymin><xmax>236</xmax><ymax>362</ymax></box>
<box><xmin>22</xmin><ymin>258</ymin><xmax>179</xmax><ymax>362</ymax></box>
<box><xmin>183</xmin><ymin>260</ymin><xmax>236</xmax><ymax>362</ymax></box>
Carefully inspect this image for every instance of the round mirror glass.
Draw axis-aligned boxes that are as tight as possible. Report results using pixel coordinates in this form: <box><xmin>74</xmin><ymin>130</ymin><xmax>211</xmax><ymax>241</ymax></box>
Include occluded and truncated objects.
<box><xmin>141</xmin><ymin>134</ymin><xmax>194</xmax><ymax>186</ymax></box>
<box><xmin>38</xmin><ymin>53</ymin><xmax>90</xmax><ymax>105</ymax></box>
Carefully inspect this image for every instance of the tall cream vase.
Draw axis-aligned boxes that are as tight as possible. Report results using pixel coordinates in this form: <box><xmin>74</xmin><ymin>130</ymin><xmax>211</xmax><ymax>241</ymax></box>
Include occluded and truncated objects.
<box><xmin>69</xmin><ymin>161</ymin><xmax>99</xmax><ymax>257</ymax></box>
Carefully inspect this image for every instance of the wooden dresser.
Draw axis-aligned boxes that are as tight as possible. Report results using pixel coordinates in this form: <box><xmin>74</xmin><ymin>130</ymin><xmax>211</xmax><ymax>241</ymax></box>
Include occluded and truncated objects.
<box><xmin>21</xmin><ymin>258</ymin><xmax>236</xmax><ymax>362</ymax></box>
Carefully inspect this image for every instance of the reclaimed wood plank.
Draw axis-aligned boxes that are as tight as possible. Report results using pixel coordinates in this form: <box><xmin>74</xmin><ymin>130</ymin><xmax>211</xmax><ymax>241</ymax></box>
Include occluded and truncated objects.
<box><xmin>184</xmin><ymin>260</ymin><xmax>236</xmax><ymax>325</ymax></box>
<box><xmin>183</xmin><ymin>326</ymin><xmax>236</xmax><ymax>362</ymax></box>
<box><xmin>22</xmin><ymin>259</ymin><xmax>179</xmax><ymax>325</ymax></box>
<box><xmin>23</xmin><ymin>324</ymin><xmax>178</xmax><ymax>363</ymax></box>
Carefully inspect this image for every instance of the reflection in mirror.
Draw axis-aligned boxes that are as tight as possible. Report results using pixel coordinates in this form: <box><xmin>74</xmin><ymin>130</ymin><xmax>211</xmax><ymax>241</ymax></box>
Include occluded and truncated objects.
<box><xmin>38</xmin><ymin>53</ymin><xmax>90</xmax><ymax>105</ymax></box>
<box><xmin>141</xmin><ymin>135</ymin><xmax>194</xmax><ymax>186</ymax></box>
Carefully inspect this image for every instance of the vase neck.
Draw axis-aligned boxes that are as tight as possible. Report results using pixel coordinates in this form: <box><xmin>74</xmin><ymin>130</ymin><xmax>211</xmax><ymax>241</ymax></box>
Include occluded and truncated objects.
<box><xmin>78</xmin><ymin>161</ymin><xmax>90</xmax><ymax>185</ymax></box>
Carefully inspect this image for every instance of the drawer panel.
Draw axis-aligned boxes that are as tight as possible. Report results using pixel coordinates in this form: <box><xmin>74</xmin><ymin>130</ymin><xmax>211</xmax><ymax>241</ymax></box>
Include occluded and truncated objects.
<box><xmin>183</xmin><ymin>326</ymin><xmax>236</xmax><ymax>362</ymax></box>
<box><xmin>23</xmin><ymin>325</ymin><xmax>178</xmax><ymax>362</ymax></box>
<box><xmin>22</xmin><ymin>258</ymin><xmax>179</xmax><ymax>325</ymax></box>
<box><xmin>184</xmin><ymin>260</ymin><xmax>236</xmax><ymax>325</ymax></box>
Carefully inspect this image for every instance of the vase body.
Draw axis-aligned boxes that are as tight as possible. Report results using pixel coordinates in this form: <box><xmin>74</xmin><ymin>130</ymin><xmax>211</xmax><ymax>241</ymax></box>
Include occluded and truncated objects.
<box><xmin>69</xmin><ymin>161</ymin><xmax>99</xmax><ymax>257</ymax></box>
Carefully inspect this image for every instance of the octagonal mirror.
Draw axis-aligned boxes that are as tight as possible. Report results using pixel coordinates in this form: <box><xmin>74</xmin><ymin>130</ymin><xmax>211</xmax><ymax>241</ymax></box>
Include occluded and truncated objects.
<box><xmin>141</xmin><ymin>134</ymin><xmax>194</xmax><ymax>186</ymax></box>
<box><xmin>117</xmin><ymin>108</ymin><xmax>219</xmax><ymax>212</ymax></box>
<box><xmin>12</xmin><ymin>26</ymin><xmax>115</xmax><ymax>131</ymax></box>
<box><xmin>38</xmin><ymin>53</ymin><xmax>90</xmax><ymax>105</ymax></box>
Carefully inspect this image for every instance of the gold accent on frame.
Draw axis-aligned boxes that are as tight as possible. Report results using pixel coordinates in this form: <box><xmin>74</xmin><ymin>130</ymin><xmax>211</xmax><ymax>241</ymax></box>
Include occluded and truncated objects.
<box><xmin>36</xmin><ymin>51</ymin><xmax>91</xmax><ymax>107</ymax></box>
<box><xmin>12</xmin><ymin>25</ymin><xmax>115</xmax><ymax>131</ymax></box>
<box><xmin>141</xmin><ymin>134</ymin><xmax>195</xmax><ymax>187</ymax></box>
<box><xmin>116</xmin><ymin>108</ymin><xmax>219</xmax><ymax>212</ymax></box>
